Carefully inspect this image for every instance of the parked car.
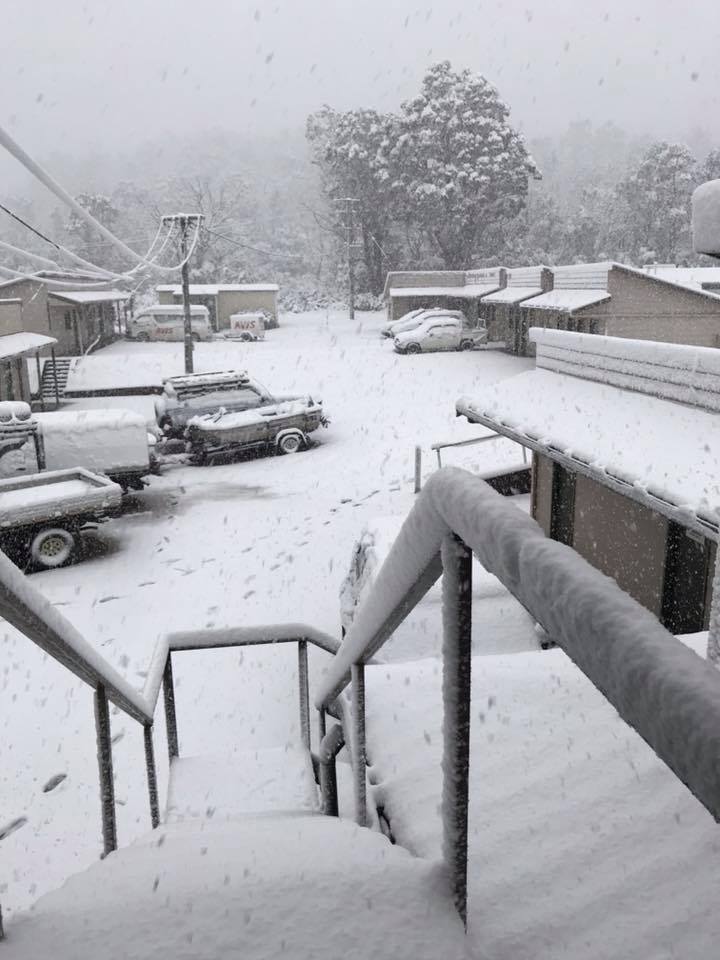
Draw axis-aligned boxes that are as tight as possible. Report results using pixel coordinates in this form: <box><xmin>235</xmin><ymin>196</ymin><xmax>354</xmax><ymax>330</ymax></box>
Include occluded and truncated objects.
<box><xmin>394</xmin><ymin>315</ymin><xmax>487</xmax><ymax>353</ymax></box>
<box><xmin>157</xmin><ymin>369</ymin><xmax>317</xmax><ymax>439</ymax></box>
<box><xmin>224</xmin><ymin>312</ymin><xmax>266</xmax><ymax>341</ymax></box>
<box><xmin>380</xmin><ymin>308</ymin><xmax>427</xmax><ymax>338</ymax></box>
<box><xmin>128</xmin><ymin>305</ymin><xmax>214</xmax><ymax>342</ymax></box>
<box><xmin>340</xmin><ymin>515</ymin><xmax>543</xmax><ymax>662</ymax></box>
<box><xmin>382</xmin><ymin>308</ymin><xmax>465</xmax><ymax>339</ymax></box>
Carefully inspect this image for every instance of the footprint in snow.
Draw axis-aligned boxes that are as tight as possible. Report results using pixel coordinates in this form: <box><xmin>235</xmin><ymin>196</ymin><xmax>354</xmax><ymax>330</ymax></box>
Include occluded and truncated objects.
<box><xmin>0</xmin><ymin>816</ymin><xmax>28</xmax><ymax>841</ymax></box>
<box><xmin>42</xmin><ymin>773</ymin><xmax>67</xmax><ymax>793</ymax></box>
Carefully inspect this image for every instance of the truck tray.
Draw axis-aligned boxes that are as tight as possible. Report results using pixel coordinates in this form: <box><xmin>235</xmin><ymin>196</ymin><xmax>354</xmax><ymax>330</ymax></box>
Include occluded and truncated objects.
<box><xmin>0</xmin><ymin>468</ymin><xmax>122</xmax><ymax>529</ymax></box>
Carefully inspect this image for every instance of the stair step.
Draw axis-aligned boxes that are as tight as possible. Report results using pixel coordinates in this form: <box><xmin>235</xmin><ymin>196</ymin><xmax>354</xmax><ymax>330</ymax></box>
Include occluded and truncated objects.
<box><xmin>165</xmin><ymin>747</ymin><xmax>319</xmax><ymax>823</ymax></box>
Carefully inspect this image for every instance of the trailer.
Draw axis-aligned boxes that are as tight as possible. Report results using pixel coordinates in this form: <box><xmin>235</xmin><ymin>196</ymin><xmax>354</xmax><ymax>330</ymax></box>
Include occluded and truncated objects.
<box><xmin>0</xmin><ymin>468</ymin><xmax>122</xmax><ymax>570</ymax></box>
<box><xmin>185</xmin><ymin>398</ymin><xmax>327</xmax><ymax>464</ymax></box>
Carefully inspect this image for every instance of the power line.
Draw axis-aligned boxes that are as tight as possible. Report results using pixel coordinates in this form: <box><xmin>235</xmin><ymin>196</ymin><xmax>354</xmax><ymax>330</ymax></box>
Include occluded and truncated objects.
<box><xmin>202</xmin><ymin>225</ymin><xmax>302</xmax><ymax>260</ymax></box>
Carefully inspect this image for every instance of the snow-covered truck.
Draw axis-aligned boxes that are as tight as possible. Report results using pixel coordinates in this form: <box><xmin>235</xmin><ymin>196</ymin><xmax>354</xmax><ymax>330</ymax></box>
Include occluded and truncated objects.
<box><xmin>0</xmin><ymin>467</ymin><xmax>122</xmax><ymax>570</ymax></box>
<box><xmin>0</xmin><ymin>402</ymin><xmax>156</xmax><ymax>492</ymax></box>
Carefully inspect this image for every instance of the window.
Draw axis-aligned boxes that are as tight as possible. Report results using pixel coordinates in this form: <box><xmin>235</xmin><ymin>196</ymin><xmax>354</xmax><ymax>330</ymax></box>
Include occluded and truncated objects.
<box><xmin>64</xmin><ymin>311</ymin><xmax>73</xmax><ymax>331</ymax></box>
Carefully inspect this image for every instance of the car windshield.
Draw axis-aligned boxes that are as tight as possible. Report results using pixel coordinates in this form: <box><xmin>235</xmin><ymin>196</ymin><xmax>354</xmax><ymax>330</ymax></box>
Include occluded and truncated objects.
<box><xmin>2</xmin><ymin>5</ymin><xmax>719</xmax><ymax>960</ymax></box>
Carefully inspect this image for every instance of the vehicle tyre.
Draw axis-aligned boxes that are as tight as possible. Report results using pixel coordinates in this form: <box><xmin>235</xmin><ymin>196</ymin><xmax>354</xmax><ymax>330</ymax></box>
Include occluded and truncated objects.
<box><xmin>30</xmin><ymin>527</ymin><xmax>75</xmax><ymax>569</ymax></box>
<box><xmin>191</xmin><ymin>333</ymin><xmax>201</xmax><ymax>343</ymax></box>
<box><xmin>277</xmin><ymin>431</ymin><xmax>304</xmax><ymax>455</ymax></box>
<box><xmin>459</xmin><ymin>339</ymin><xmax>475</xmax><ymax>351</ymax></box>
<box><xmin>405</xmin><ymin>342</ymin><xmax>422</xmax><ymax>354</ymax></box>
<box><xmin>240</xmin><ymin>332</ymin><xmax>253</xmax><ymax>342</ymax></box>
<box><xmin>135</xmin><ymin>332</ymin><xmax>150</xmax><ymax>342</ymax></box>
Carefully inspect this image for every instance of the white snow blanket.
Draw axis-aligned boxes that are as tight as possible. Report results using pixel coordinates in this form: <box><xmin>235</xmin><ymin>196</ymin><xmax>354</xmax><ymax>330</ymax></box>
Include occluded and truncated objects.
<box><xmin>365</xmin><ymin>637</ymin><xmax>720</xmax><ymax>959</ymax></box>
<box><xmin>190</xmin><ymin>399</ymin><xmax>316</xmax><ymax>432</ymax></box>
<box><xmin>35</xmin><ymin>410</ymin><xmax>150</xmax><ymax>475</ymax></box>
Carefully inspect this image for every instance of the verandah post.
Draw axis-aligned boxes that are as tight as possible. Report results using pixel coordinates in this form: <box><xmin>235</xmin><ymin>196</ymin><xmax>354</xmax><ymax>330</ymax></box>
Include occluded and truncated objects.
<box><xmin>94</xmin><ymin>683</ymin><xmax>118</xmax><ymax>856</ymax></box>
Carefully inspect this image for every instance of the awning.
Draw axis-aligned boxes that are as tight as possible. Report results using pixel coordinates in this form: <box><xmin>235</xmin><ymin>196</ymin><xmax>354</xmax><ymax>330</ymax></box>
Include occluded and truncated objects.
<box><xmin>457</xmin><ymin>368</ymin><xmax>720</xmax><ymax>531</ymax></box>
<box><xmin>0</xmin><ymin>332</ymin><xmax>57</xmax><ymax>360</ymax></box>
<box><xmin>50</xmin><ymin>290</ymin><xmax>130</xmax><ymax>305</ymax></box>
<box><xmin>390</xmin><ymin>284</ymin><xmax>501</xmax><ymax>299</ymax></box>
<box><xmin>482</xmin><ymin>286</ymin><xmax>542</xmax><ymax>305</ymax></box>
<box><xmin>522</xmin><ymin>289</ymin><xmax>610</xmax><ymax>312</ymax></box>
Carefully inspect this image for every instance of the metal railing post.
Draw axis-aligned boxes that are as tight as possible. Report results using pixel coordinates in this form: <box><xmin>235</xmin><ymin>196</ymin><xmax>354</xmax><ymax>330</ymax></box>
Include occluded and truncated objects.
<box><xmin>318</xmin><ymin>722</ymin><xmax>345</xmax><ymax>817</ymax></box>
<box><xmin>318</xmin><ymin>707</ymin><xmax>327</xmax><ymax>743</ymax></box>
<box><xmin>298</xmin><ymin>639</ymin><xmax>311</xmax><ymax>750</ymax></box>
<box><xmin>144</xmin><ymin>724</ymin><xmax>160</xmax><ymax>829</ymax></box>
<box><xmin>94</xmin><ymin>683</ymin><xmax>118</xmax><ymax>856</ymax></box>
<box><xmin>441</xmin><ymin>533</ymin><xmax>473</xmax><ymax>927</ymax></box>
<box><xmin>50</xmin><ymin>347</ymin><xmax>60</xmax><ymax>408</ymax></box>
<box><xmin>414</xmin><ymin>445</ymin><xmax>422</xmax><ymax>493</ymax></box>
<box><xmin>351</xmin><ymin>662</ymin><xmax>368</xmax><ymax>827</ymax></box>
<box><xmin>162</xmin><ymin>654</ymin><xmax>179</xmax><ymax>763</ymax></box>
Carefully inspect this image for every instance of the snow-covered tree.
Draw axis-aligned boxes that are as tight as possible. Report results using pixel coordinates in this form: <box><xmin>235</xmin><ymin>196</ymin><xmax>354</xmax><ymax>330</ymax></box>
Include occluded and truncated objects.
<box><xmin>697</xmin><ymin>148</ymin><xmax>720</xmax><ymax>186</ymax></box>
<box><xmin>617</xmin><ymin>142</ymin><xmax>697</xmax><ymax>263</ymax></box>
<box><xmin>307</xmin><ymin>106</ymin><xmax>398</xmax><ymax>294</ymax></box>
<box><xmin>385</xmin><ymin>61</ymin><xmax>540</xmax><ymax>268</ymax></box>
<box><xmin>66</xmin><ymin>193</ymin><xmax>122</xmax><ymax>269</ymax></box>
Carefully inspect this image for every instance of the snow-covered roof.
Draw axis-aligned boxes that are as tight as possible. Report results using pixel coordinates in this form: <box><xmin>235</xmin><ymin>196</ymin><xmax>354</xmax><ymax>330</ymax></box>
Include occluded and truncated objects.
<box><xmin>641</xmin><ymin>266</ymin><xmax>720</xmax><ymax>288</ymax></box>
<box><xmin>482</xmin><ymin>285</ymin><xmax>542</xmax><ymax>305</ymax></box>
<box><xmin>457</xmin><ymin>351</ymin><xmax>720</xmax><ymax>530</ymax></box>
<box><xmin>49</xmin><ymin>290</ymin><xmax>130</xmax><ymax>305</ymax></box>
<box><xmin>155</xmin><ymin>284</ymin><xmax>279</xmax><ymax>295</ymax></box>
<box><xmin>0</xmin><ymin>332</ymin><xmax>57</xmax><ymax>359</ymax></box>
<box><xmin>390</xmin><ymin>283</ymin><xmax>500</xmax><ymax>299</ymax></box>
<box><xmin>522</xmin><ymin>289</ymin><xmax>611</xmax><ymax>312</ymax></box>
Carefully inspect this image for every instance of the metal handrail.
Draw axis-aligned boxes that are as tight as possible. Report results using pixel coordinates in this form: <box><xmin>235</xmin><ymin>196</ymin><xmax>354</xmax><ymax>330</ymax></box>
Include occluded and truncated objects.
<box><xmin>315</xmin><ymin>466</ymin><xmax>720</xmax><ymax>923</ymax></box>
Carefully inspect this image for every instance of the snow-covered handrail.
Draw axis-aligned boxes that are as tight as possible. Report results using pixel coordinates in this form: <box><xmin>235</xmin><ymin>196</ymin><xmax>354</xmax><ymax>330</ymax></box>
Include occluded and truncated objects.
<box><xmin>315</xmin><ymin>467</ymin><xmax>720</xmax><ymax>825</ymax></box>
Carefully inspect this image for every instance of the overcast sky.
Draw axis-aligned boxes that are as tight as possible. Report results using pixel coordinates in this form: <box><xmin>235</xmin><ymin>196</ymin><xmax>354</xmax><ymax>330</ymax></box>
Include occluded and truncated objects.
<box><xmin>1</xmin><ymin>0</ymin><xmax>718</xmax><ymax>189</ymax></box>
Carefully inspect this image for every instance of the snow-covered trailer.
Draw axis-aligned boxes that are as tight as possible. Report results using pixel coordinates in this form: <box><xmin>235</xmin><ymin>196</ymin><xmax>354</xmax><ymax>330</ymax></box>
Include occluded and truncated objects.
<box><xmin>185</xmin><ymin>398</ymin><xmax>327</xmax><ymax>463</ymax></box>
<box><xmin>0</xmin><ymin>467</ymin><xmax>122</xmax><ymax>570</ymax></box>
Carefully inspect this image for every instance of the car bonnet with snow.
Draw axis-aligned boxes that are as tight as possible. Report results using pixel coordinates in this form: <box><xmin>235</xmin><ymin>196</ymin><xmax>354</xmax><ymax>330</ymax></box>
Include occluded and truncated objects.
<box><xmin>384</xmin><ymin>308</ymin><xmax>465</xmax><ymax>338</ymax></box>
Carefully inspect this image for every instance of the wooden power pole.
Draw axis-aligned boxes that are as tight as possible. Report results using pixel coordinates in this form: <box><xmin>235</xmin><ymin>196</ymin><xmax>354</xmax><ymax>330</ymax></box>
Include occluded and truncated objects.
<box><xmin>162</xmin><ymin>213</ymin><xmax>203</xmax><ymax>374</ymax></box>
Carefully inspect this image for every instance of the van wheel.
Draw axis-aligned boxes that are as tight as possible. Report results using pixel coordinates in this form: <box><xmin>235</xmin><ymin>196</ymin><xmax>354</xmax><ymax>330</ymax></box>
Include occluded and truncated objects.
<box><xmin>191</xmin><ymin>333</ymin><xmax>201</xmax><ymax>343</ymax></box>
<box><xmin>405</xmin><ymin>343</ymin><xmax>421</xmax><ymax>354</ymax></box>
<box><xmin>459</xmin><ymin>339</ymin><xmax>474</xmax><ymax>351</ymax></box>
<box><xmin>136</xmin><ymin>332</ymin><xmax>150</xmax><ymax>342</ymax></box>
<box><xmin>31</xmin><ymin>528</ymin><xmax>76</xmax><ymax>569</ymax></box>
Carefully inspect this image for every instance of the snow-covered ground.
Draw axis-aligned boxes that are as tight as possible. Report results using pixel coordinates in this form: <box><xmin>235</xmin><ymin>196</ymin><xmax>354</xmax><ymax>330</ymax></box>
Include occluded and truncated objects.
<box><xmin>0</xmin><ymin>309</ymin><xmax>531</xmax><ymax>916</ymax></box>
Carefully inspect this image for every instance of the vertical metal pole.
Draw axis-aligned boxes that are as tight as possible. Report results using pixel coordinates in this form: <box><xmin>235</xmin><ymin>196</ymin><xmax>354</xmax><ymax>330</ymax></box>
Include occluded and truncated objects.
<box><xmin>35</xmin><ymin>351</ymin><xmax>45</xmax><ymax>411</ymax></box>
<box><xmin>94</xmin><ymin>683</ymin><xmax>118</xmax><ymax>856</ymax></box>
<box><xmin>318</xmin><ymin>707</ymin><xmax>327</xmax><ymax>743</ymax></box>
<box><xmin>414</xmin><ymin>445</ymin><xmax>422</xmax><ymax>493</ymax></box>
<box><xmin>50</xmin><ymin>346</ymin><xmax>60</xmax><ymax>408</ymax></box>
<box><xmin>163</xmin><ymin>654</ymin><xmax>179</xmax><ymax>763</ymax></box>
<box><xmin>351</xmin><ymin>662</ymin><xmax>368</xmax><ymax>827</ymax></box>
<box><xmin>347</xmin><ymin>199</ymin><xmax>355</xmax><ymax>321</ymax></box>
<box><xmin>441</xmin><ymin>533</ymin><xmax>473</xmax><ymax>927</ymax></box>
<box><xmin>144</xmin><ymin>724</ymin><xmax>160</xmax><ymax>829</ymax></box>
<box><xmin>297</xmin><ymin>640</ymin><xmax>311</xmax><ymax>751</ymax></box>
<box><xmin>180</xmin><ymin>217</ymin><xmax>194</xmax><ymax>375</ymax></box>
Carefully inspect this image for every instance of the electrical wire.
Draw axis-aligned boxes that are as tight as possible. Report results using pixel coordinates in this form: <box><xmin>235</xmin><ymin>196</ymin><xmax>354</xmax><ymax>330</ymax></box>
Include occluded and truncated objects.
<box><xmin>202</xmin><ymin>225</ymin><xmax>301</xmax><ymax>260</ymax></box>
<box><xmin>0</xmin><ymin>122</ymin><xmax>201</xmax><ymax>276</ymax></box>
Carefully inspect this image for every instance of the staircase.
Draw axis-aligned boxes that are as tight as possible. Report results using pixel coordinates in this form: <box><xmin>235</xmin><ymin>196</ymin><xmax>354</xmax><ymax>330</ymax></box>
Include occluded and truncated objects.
<box><xmin>39</xmin><ymin>357</ymin><xmax>74</xmax><ymax>404</ymax></box>
<box><xmin>4</xmin><ymin>745</ymin><xmax>468</xmax><ymax>960</ymax></box>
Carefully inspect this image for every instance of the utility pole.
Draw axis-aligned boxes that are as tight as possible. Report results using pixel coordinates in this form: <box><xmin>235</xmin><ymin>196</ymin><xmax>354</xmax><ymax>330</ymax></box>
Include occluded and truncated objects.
<box><xmin>162</xmin><ymin>213</ymin><xmax>203</xmax><ymax>374</ymax></box>
<box><xmin>333</xmin><ymin>197</ymin><xmax>360</xmax><ymax>320</ymax></box>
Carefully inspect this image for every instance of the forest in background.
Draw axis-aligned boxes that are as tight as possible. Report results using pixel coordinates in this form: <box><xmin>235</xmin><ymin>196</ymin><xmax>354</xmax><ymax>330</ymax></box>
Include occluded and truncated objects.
<box><xmin>2</xmin><ymin>62</ymin><xmax>719</xmax><ymax>310</ymax></box>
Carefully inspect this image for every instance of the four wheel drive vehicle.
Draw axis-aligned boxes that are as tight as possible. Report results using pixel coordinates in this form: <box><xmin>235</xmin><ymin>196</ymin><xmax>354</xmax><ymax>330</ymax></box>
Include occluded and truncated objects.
<box><xmin>382</xmin><ymin>308</ymin><xmax>465</xmax><ymax>339</ymax></box>
<box><xmin>340</xmin><ymin>516</ymin><xmax>543</xmax><ymax>662</ymax></box>
<box><xmin>0</xmin><ymin>402</ymin><xmax>156</xmax><ymax>492</ymax></box>
<box><xmin>158</xmin><ymin>369</ymin><xmax>314</xmax><ymax>439</ymax></box>
<box><xmin>0</xmin><ymin>468</ymin><xmax>122</xmax><ymax>571</ymax></box>
<box><xmin>128</xmin><ymin>305</ymin><xmax>214</xmax><ymax>342</ymax></box>
<box><xmin>185</xmin><ymin>398</ymin><xmax>328</xmax><ymax>463</ymax></box>
<box><xmin>394</xmin><ymin>316</ymin><xmax>487</xmax><ymax>354</ymax></box>
<box><xmin>224</xmin><ymin>312</ymin><xmax>266</xmax><ymax>341</ymax></box>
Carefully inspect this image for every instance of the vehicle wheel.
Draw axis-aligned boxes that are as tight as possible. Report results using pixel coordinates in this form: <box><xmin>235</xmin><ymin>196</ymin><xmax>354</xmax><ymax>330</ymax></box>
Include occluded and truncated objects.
<box><xmin>277</xmin><ymin>432</ymin><xmax>304</xmax><ymax>455</ymax></box>
<box><xmin>240</xmin><ymin>333</ymin><xmax>252</xmax><ymax>342</ymax></box>
<box><xmin>405</xmin><ymin>342</ymin><xmax>422</xmax><ymax>354</ymax></box>
<box><xmin>459</xmin><ymin>339</ymin><xmax>474</xmax><ymax>351</ymax></box>
<box><xmin>30</xmin><ymin>528</ymin><xmax>75</xmax><ymax>569</ymax></box>
<box><xmin>191</xmin><ymin>333</ymin><xmax>201</xmax><ymax>343</ymax></box>
<box><xmin>135</xmin><ymin>332</ymin><xmax>150</xmax><ymax>342</ymax></box>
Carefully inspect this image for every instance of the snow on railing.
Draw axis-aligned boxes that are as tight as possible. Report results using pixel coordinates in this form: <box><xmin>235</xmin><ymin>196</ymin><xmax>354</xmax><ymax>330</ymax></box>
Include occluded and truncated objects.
<box><xmin>315</xmin><ymin>466</ymin><xmax>720</xmax><ymax>923</ymax></box>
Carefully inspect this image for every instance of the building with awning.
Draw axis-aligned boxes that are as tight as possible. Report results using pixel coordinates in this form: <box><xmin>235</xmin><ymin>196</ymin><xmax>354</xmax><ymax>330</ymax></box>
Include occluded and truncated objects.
<box><xmin>456</xmin><ymin>327</ymin><xmax>719</xmax><ymax>634</ymax></box>
<box><xmin>383</xmin><ymin>268</ymin><xmax>505</xmax><ymax>322</ymax></box>
<box><xmin>510</xmin><ymin>261</ymin><xmax>720</xmax><ymax>356</ymax></box>
<box><xmin>479</xmin><ymin>265</ymin><xmax>552</xmax><ymax>345</ymax></box>
<box><xmin>0</xmin><ymin>331</ymin><xmax>57</xmax><ymax>404</ymax></box>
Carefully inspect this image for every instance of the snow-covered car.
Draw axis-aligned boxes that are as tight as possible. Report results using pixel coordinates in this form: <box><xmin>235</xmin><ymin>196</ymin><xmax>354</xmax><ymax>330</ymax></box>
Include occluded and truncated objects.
<box><xmin>340</xmin><ymin>515</ymin><xmax>543</xmax><ymax>662</ymax></box>
<box><xmin>158</xmin><ymin>370</ymin><xmax>315</xmax><ymax>438</ymax></box>
<box><xmin>380</xmin><ymin>308</ymin><xmax>427</xmax><ymax>338</ymax></box>
<box><xmin>382</xmin><ymin>308</ymin><xmax>465</xmax><ymax>339</ymax></box>
<box><xmin>394</xmin><ymin>316</ymin><xmax>487</xmax><ymax>353</ymax></box>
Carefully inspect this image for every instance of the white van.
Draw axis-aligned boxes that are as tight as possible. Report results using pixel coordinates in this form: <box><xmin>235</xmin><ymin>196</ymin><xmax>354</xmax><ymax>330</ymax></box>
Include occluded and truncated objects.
<box><xmin>128</xmin><ymin>305</ymin><xmax>213</xmax><ymax>342</ymax></box>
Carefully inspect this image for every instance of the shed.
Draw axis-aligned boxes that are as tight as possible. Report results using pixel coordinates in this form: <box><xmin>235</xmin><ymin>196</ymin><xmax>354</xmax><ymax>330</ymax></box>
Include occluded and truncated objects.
<box><xmin>155</xmin><ymin>284</ymin><xmax>279</xmax><ymax>330</ymax></box>
<box><xmin>383</xmin><ymin>268</ymin><xmax>505</xmax><ymax>323</ymax></box>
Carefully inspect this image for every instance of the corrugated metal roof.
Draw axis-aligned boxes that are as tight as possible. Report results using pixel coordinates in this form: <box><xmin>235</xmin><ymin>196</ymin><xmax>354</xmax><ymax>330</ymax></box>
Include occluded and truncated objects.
<box><xmin>482</xmin><ymin>286</ymin><xmax>542</xmax><ymax>305</ymax></box>
<box><xmin>0</xmin><ymin>332</ymin><xmax>57</xmax><ymax>359</ymax></box>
